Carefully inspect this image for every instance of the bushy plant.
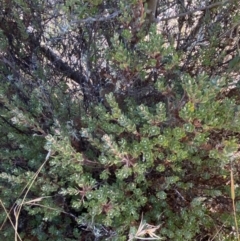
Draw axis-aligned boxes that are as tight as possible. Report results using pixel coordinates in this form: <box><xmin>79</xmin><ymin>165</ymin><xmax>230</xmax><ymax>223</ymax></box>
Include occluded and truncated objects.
<box><xmin>1</xmin><ymin>0</ymin><xmax>240</xmax><ymax>240</ymax></box>
<box><xmin>1</xmin><ymin>67</ymin><xmax>240</xmax><ymax>240</ymax></box>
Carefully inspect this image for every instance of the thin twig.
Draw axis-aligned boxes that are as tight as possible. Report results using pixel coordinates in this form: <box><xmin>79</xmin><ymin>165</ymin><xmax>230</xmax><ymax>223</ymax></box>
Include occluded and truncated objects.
<box><xmin>158</xmin><ymin>0</ymin><xmax>234</xmax><ymax>22</ymax></box>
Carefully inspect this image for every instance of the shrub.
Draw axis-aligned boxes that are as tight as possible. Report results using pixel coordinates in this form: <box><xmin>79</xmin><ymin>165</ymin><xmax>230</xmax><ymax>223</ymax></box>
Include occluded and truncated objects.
<box><xmin>1</xmin><ymin>1</ymin><xmax>240</xmax><ymax>240</ymax></box>
<box><xmin>1</xmin><ymin>69</ymin><xmax>240</xmax><ymax>240</ymax></box>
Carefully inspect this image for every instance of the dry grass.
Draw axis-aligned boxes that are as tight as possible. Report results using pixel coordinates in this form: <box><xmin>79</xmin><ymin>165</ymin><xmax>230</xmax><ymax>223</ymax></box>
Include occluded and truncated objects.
<box><xmin>128</xmin><ymin>213</ymin><xmax>162</xmax><ymax>240</ymax></box>
<box><xmin>230</xmin><ymin>161</ymin><xmax>240</xmax><ymax>241</ymax></box>
<box><xmin>0</xmin><ymin>149</ymin><xmax>51</xmax><ymax>241</ymax></box>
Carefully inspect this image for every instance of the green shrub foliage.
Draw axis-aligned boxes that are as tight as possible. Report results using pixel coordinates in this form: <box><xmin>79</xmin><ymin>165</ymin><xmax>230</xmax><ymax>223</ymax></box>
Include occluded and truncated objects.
<box><xmin>1</xmin><ymin>0</ymin><xmax>240</xmax><ymax>240</ymax></box>
<box><xmin>1</xmin><ymin>69</ymin><xmax>240</xmax><ymax>240</ymax></box>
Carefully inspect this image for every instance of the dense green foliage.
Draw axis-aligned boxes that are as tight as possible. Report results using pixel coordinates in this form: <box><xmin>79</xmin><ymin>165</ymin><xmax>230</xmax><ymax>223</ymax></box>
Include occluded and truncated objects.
<box><xmin>1</xmin><ymin>0</ymin><xmax>240</xmax><ymax>240</ymax></box>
